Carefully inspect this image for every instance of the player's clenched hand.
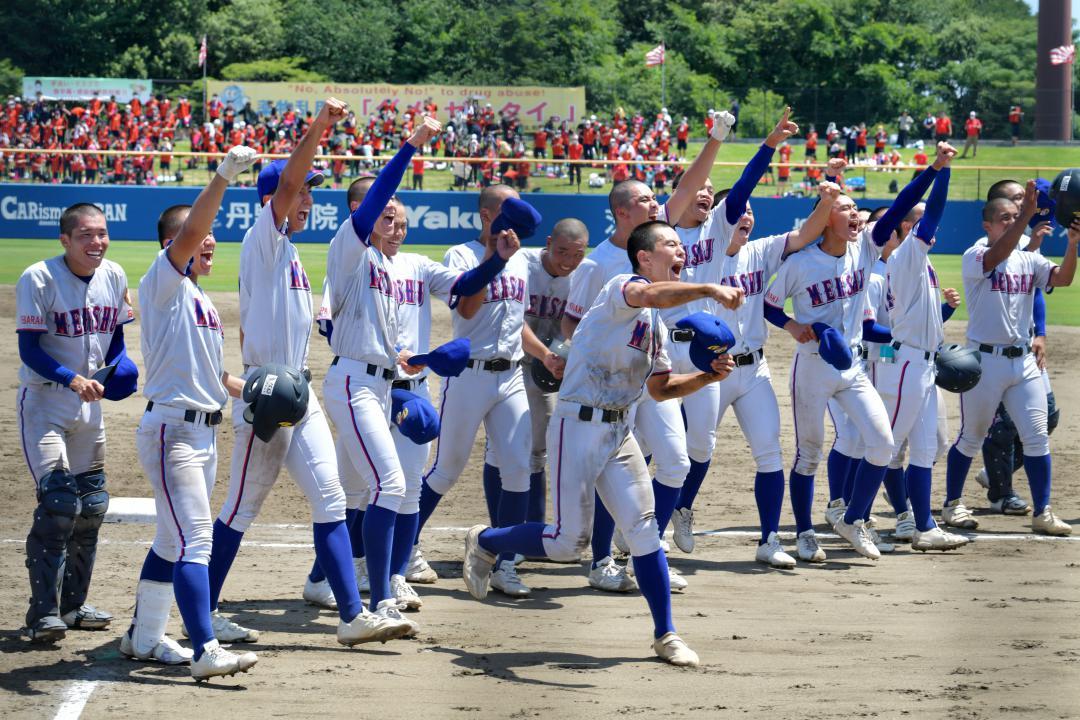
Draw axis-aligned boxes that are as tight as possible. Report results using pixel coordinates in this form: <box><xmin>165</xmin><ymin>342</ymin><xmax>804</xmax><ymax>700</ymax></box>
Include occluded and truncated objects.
<box><xmin>317</xmin><ymin>97</ymin><xmax>348</xmax><ymax>125</ymax></box>
<box><xmin>710</xmin><ymin>111</ymin><xmax>736</xmax><ymax>143</ymax></box>
<box><xmin>1019</xmin><ymin>179</ymin><xmax>1038</xmax><ymax>220</ymax></box>
<box><xmin>1031</xmin><ymin>335</ymin><xmax>1047</xmax><ymax>371</ymax></box>
<box><xmin>943</xmin><ymin>287</ymin><xmax>961</xmax><ymax>308</ymax></box>
<box><xmin>542</xmin><ymin>352</ymin><xmax>566</xmax><ymax>379</ymax></box>
<box><xmin>1067</xmin><ymin>218</ymin><xmax>1080</xmax><ymax>245</ymax></box>
<box><xmin>708</xmin><ymin>354</ymin><xmax>735</xmax><ymax>380</ymax></box>
<box><xmin>817</xmin><ymin>181</ymin><xmax>842</xmax><ymax>204</ymax></box>
<box><xmin>397</xmin><ymin>349</ymin><xmax>423</xmax><ymax>376</ymax></box>
<box><xmin>69</xmin><ymin>375</ymin><xmax>105</xmax><ymax>402</ymax></box>
<box><xmin>408</xmin><ymin>116</ymin><xmax>442</xmax><ymax>148</ymax></box>
<box><xmin>786</xmin><ymin>321</ymin><xmax>816</xmax><ymax>344</ymax></box>
<box><xmin>766</xmin><ymin>106</ymin><xmax>798</xmax><ymax>148</ymax></box>
<box><xmin>826</xmin><ymin>157</ymin><xmax>847</xmax><ymax>177</ymax></box>
<box><xmin>496</xmin><ymin>229</ymin><xmax>520</xmax><ymax>260</ymax></box>
<box><xmin>709</xmin><ymin>284</ymin><xmax>744</xmax><ymax>310</ymax></box>
<box><xmin>216</xmin><ymin>145</ymin><xmax>258</xmax><ymax>183</ymax></box>
<box><xmin>933</xmin><ymin>142</ymin><xmax>957</xmax><ymax>170</ymax></box>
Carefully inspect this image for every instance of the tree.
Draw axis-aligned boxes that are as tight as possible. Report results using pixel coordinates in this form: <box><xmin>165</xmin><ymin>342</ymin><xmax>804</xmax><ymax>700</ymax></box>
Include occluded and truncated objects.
<box><xmin>281</xmin><ymin>0</ymin><xmax>397</xmax><ymax>82</ymax></box>
<box><xmin>205</xmin><ymin>0</ymin><xmax>286</xmax><ymax>72</ymax></box>
<box><xmin>220</xmin><ymin>57</ymin><xmax>327</xmax><ymax>82</ymax></box>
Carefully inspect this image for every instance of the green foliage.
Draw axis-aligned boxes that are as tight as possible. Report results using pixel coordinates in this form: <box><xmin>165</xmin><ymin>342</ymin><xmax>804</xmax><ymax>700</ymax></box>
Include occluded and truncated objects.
<box><xmin>220</xmin><ymin>57</ymin><xmax>327</xmax><ymax>82</ymax></box>
<box><xmin>0</xmin><ymin>58</ymin><xmax>24</xmax><ymax>96</ymax></box>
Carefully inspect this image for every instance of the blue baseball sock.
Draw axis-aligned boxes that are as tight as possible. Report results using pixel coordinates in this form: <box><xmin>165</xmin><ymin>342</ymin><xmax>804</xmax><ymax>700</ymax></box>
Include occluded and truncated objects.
<box><xmin>479</xmin><ymin>523</ymin><xmax>547</xmax><ymax>558</ymax></box>
<box><xmin>527</xmin><ymin>471</ymin><xmax>546</xmax><ymax>523</ymax></box>
<box><xmin>676</xmin><ymin>459</ymin><xmax>710</xmax><ymax>511</ymax></box>
<box><xmin>496</xmin><ymin>489</ymin><xmax>529</xmax><ymax>564</ymax></box>
<box><xmin>789</xmin><ymin>470</ymin><xmax>815</xmax><ymax>534</ymax></box>
<box><xmin>905</xmin><ymin>465</ymin><xmax>936</xmax><ymax>532</ymax></box>
<box><xmin>945</xmin><ymin>446</ymin><xmax>973</xmax><ymax>505</ymax></box>
<box><xmin>363</xmin><ymin>505</ymin><xmax>397</xmax><ymax>609</ymax></box>
<box><xmin>174</xmin><ymin>560</ymin><xmax>213</xmax><ymax>660</ymax></box>
<box><xmin>591</xmin><ymin>492</ymin><xmax>616</xmax><ymax>568</ymax></box>
<box><xmin>754</xmin><ymin>470</ymin><xmax>785</xmax><ymax>543</ymax></box>
<box><xmin>207</xmin><ymin>519</ymin><xmax>243</xmax><ymax>612</ymax></box>
<box><xmin>140</xmin><ymin>548</ymin><xmax>174</xmax><ymax>582</ymax></box>
<box><xmin>349</xmin><ymin>508</ymin><xmax>365</xmax><ymax>558</ymax></box>
<box><xmin>313</xmin><ymin>520</ymin><xmax>363</xmax><ymax>622</ymax></box>
<box><xmin>827</xmin><ymin>450</ymin><xmax>853</xmax><ymax>502</ymax></box>
<box><xmin>882</xmin><ymin>467</ymin><xmax>908</xmax><ymax>515</ymax></box>
<box><xmin>632</xmin><ymin>549</ymin><xmax>675</xmax><ymax>639</ymax></box>
<box><xmin>1023</xmin><ymin>454</ymin><xmax>1052</xmax><ymax>515</ymax></box>
<box><xmin>843</xmin><ymin>460</ymin><xmax>888</xmax><ymax>524</ymax></box>
<box><xmin>391</xmin><ymin>512</ymin><xmax>420</xmax><ymax>577</ymax></box>
<box><xmin>482</xmin><ymin>463</ymin><xmax>502</xmax><ymax>526</ymax></box>
<box><xmin>652</xmin><ymin>479</ymin><xmax>681</xmax><ymax>536</ymax></box>
<box><xmin>311</xmin><ymin>510</ymin><xmax>358</xmax><ymax>584</ymax></box>
<box><xmin>842</xmin><ymin>456</ymin><xmax>859</xmax><ymax>506</ymax></box>
<box><xmin>415</xmin><ymin>480</ymin><xmax>443</xmax><ymax>543</ymax></box>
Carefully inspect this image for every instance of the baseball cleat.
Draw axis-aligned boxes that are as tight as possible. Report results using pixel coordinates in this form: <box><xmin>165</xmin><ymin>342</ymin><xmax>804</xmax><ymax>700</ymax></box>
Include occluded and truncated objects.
<box><xmin>491</xmin><ymin>560</ymin><xmax>531</xmax><ymax>597</ymax></box>
<box><xmin>796</xmin><ymin>530</ymin><xmax>827</xmax><ymax>562</ymax></box>
<box><xmin>824</xmin><ymin>498</ymin><xmax>846</xmax><ymax>529</ymax></box>
<box><xmin>303</xmin><ymin>578</ymin><xmax>338</xmax><ymax>610</ymax></box>
<box><xmin>942</xmin><ymin>499</ymin><xmax>979</xmax><ymax>530</ymax></box>
<box><xmin>671</xmin><ymin>507</ymin><xmax>696</xmax><ymax>553</ymax></box>
<box><xmin>893</xmin><ymin>511</ymin><xmax>916</xmax><ymax>542</ymax></box>
<box><xmin>190</xmin><ymin>639</ymin><xmax>257</xmax><ymax>681</ymax></box>
<box><xmin>337</xmin><ymin>606</ymin><xmax>413</xmax><ymax>646</ymax></box>
<box><xmin>652</xmin><ymin>632</ymin><xmax>699</xmax><ymax>667</ymax></box>
<box><xmin>373</xmin><ymin>599</ymin><xmax>419</xmax><ymax>638</ymax></box>
<box><xmin>911</xmin><ymin>526</ymin><xmax>969</xmax><ymax>551</ymax></box>
<box><xmin>834</xmin><ymin>518</ymin><xmax>881</xmax><ymax>560</ymax></box>
<box><xmin>406</xmin><ymin>545</ymin><xmax>438</xmax><ymax>584</ymax></box>
<box><xmin>1032</xmin><ymin>506</ymin><xmax>1072</xmax><ymax>536</ymax></box>
<box><xmin>628</xmin><ymin>557</ymin><xmax>689</xmax><ymax>590</ymax></box>
<box><xmin>463</xmin><ymin>525</ymin><xmax>496</xmax><ymax>600</ymax></box>
<box><xmin>989</xmin><ymin>494</ymin><xmax>1031</xmax><ymax>516</ymax></box>
<box><xmin>866</xmin><ymin>525</ymin><xmax>895</xmax><ymax>553</ymax></box>
<box><xmin>390</xmin><ymin>574</ymin><xmax>423</xmax><ymax>611</ymax></box>
<box><xmin>755</xmin><ymin>532</ymin><xmax>796</xmax><ymax>569</ymax></box>
<box><xmin>61</xmin><ymin>604</ymin><xmax>113</xmax><ymax>630</ymax></box>
<box><xmin>120</xmin><ymin>629</ymin><xmax>193</xmax><ymax>665</ymax></box>
<box><xmin>974</xmin><ymin>468</ymin><xmax>990</xmax><ymax>490</ymax></box>
<box><xmin>184</xmin><ymin>611</ymin><xmax>260</xmax><ymax>643</ymax></box>
<box><xmin>588</xmin><ymin>556</ymin><xmax>637</xmax><ymax>592</ymax></box>
<box><xmin>613</xmin><ymin>527</ymin><xmax>630</xmax><ymax>555</ymax></box>
<box><xmin>354</xmin><ymin>557</ymin><xmax>371</xmax><ymax>593</ymax></box>
<box><xmin>26</xmin><ymin>615</ymin><xmax>67</xmax><ymax>643</ymax></box>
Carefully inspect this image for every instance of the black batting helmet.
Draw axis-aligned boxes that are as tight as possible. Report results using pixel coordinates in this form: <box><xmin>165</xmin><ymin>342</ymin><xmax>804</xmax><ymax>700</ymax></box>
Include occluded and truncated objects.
<box><xmin>1051</xmin><ymin>168</ymin><xmax>1080</xmax><ymax>228</ymax></box>
<box><xmin>243</xmin><ymin>364</ymin><xmax>310</xmax><ymax>442</ymax></box>
<box><xmin>935</xmin><ymin>344</ymin><xmax>982</xmax><ymax>393</ymax></box>
<box><xmin>529</xmin><ymin>338</ymin><xmax>571</xmax><ymax>394</ymax></box>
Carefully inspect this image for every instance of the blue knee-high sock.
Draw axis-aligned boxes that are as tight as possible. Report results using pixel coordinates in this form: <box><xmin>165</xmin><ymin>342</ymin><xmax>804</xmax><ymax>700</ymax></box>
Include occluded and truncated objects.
<box><xmin>349</xmin><ymin>508</ymin><xmax>365</xmax><ymax>558</ymax></box>
<box><xmin>207</xmin><ymin>519</ymin><xmax>244</xmax><ymax>612</ymax></box>
<box><xmin>140</xmin><ymin>548</ymin><xmax>174</xmax><ymax>582</ymax></box>
<box><xmin>883</xmin><ymin>467</ymin><xmax>908</xmax><ymax>515</ymax></box>
<box><xmin>676</xmin><ymin>459</ymin><xmax>710</xmax><ymax>511</ymax></box>
<box><xmin>591</xmin><ymin>493</ymin><xmax>616</xmax><ymax>567</ymax></box>
<box><xmin>754</xmin><ymin>470</ymin><xmax>785</xmax><ymax>543</ymax></box>
<box><xmin>310</xmin><ymin>508</ymin><xmax>361</xmax><ymax>583</ymax></box>
<box><xmin>391</xmin><ymin>512</ymin><xmax>420</xmax><ymax>577</ymax></box>
<box><xmin>945</xmin><ymin>446</ymin><xmax>973</xmax><ymax>505</ymax></box>
<box><xmin>527</xmin><ymin>471</ymin><xmax>546</xmax><ymax>523</ymax></box>
<box><xmin>827</xmin><ymin>450</ymin><xmax>853</xmax><ymax>502</ymax></box>
<box><xmin>1023</xmin><ymin>454</ymin><xmax>1052</xmax><ymax>515</ymax></box>
<box><xmin>482</xmin><ymin>463</ymin><xmax>502</xmax><ymax>526</ymax></box>
<box><xmin>906</xmin><ymin>465</ymin><xmax>936</xmax><ymax>532</ymax></box>
<box><xmin>479</xmin><ymin>523</ymin><xmax>547</xmax><ymax>558</ymax></box>
<box><xmin>843</xmin><ymin>460</ymin><xmax>888</xmax><ymax>524</ymax></box>
<box><xmin>653</xmin><ymin>479</ymin><xmax>682</xmax><ymax>536</ymax></box>
<box><xmin>415</xmin><ymin>480</ymin><xmax>443</xmax><ymax>543</ymax></box>
<box><xmin>842</xmin><ymin>456</ymin><xmax>859</xmax><ymax>506</ymax></box>
<box><xmin>496</xmin><ymin>489</ymin><xmax>529</xmax><ymax>564</ymax></box>
<box><xmin>313</xmin><ymin>520</ymin><xmax>363</xmax><ymax>622</ymax></box>
<box><xmin>789</xmin><ymin>470</ymin><xmax>815</xmax><ymax>534</ymax></box>
<box><xmin>363</xmin><ymin>505</ymin><xmax>397</xmax><ymax>609</ymax></box>
<box><xmin>174</xmin><ymin>561</ymin><xmax>213</xmax><ymax>660</ymax></box>
<box><xmin>632</xmin><ymin>549</ymin><xmax>675</xmax><ymax>639</ymax></box>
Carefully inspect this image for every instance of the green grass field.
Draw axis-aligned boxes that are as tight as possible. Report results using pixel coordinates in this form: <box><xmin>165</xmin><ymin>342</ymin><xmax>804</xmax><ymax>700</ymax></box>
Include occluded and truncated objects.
<box><xmin>6</xmin><ymin>238</ymin><xmax>1079</xmax><ymax>327</ymax></box>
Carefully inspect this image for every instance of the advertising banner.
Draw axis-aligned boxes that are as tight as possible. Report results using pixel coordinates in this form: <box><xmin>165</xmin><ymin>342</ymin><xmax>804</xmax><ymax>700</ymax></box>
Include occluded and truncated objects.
<box><xmin>22</xmin><ymin>77</ymin><xmax>154</xmax><ymax>104</ymax></box>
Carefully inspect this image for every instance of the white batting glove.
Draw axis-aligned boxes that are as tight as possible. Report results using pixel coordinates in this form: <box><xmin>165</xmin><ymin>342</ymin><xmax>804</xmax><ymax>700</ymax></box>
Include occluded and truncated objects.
<box><xmin>217</xmin><ymin>146</ymin><xmax>258</xmax><ymax>183</ymax></box>
<box><xmin>710</xmin><ymin>111</ymin><xmax>736</xmax><ymax>143</ymax></box>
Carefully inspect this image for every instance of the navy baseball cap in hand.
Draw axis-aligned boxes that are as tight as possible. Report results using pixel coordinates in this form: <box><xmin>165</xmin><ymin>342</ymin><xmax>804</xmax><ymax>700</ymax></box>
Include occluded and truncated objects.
<box><xmin>491</xmin><ymin>197</ymin><xmax>542</xmax><ymax>239</ymax></box>
<box><xmin>407</xmin><ymin>338</ymin><xmax>471</xmax><ymax>377</ymax></box>
<box><xmin>812</xmin><ymin>322</ymin><xmax>853</xmax><ymax>371</ymax></box>
<box><xmin>391</xmin><ymin>389</ymin><xmax>440</xmax><ymax>444</ymax></box>
<box><xmin>1029</xmin><ymin>177</ymin><xmax>1055</xmax><ymax>229</ymax></box>
<box><xmin>675</xmin><ymin>312</ymin><xmax>736</xmax><ymax>374</ymax></box>
<box><xmin>256</xmin><ymin>159</ymin><xmax>325</xmax><ymax>204</ymax></box>
<box><xmin>92</xmin><ymin>351</ymin><xmax>139</xmax><ymax>401</ymax></box>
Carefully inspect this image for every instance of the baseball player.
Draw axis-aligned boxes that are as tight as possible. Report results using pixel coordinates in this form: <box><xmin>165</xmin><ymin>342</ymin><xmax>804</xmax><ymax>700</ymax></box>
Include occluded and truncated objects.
<box><xmin>462</xmin><ymin>220</ymin><xmax>743</xmax><ymax>667</ymax></box>
<box><xmin>942</xmin><ymin>180</ymin><xmax>1079</xmax><ymax>536</ymax></box>
<box><xmin>561</xmin><ymin>110</ymin><xmax>737</xmax><ymax>591</ymax></box>
<box><xmin>17</xmin><ymin>203</ymin><xmax>134</xmax><ymax>642</ymax></box>
<box><xmin>763</xmin><ymin>159</ymin><xmax>941</xmax><ymax>559</ymax></box>
<box><xmin>132</xmin><ymin>146</ymin><xmax>260</xmax><ymax>679</ymax></box>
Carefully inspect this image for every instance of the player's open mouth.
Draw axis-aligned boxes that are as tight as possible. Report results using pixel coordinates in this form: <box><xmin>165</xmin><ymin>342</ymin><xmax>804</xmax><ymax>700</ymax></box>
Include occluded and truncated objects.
<box><xmin>848</xmin><ymin>218</ymin><xmax>860</xmax><ymax>233</ymax></box>
<box><xmin>200</xmin><ymin>251</ymin><xmax>214</xmax><ymax>265</ymax></box>
<box><xmin>85</xmin><ymin>250</ymin><xmax>103</xmax><ymax>259</ymax></box>
<box><xmin>671</xmin><ymin>261</ymin><xmax>683</xmax><ymax>278</ymax></box>
<box><xmin>697</xmin><ymin>198</ymin><xmax>711</xmax><ymax>211</ymax></box>
<box><xmin>297</xmin><ymin>210</ymin><xmax>309</xmax><ymax>224</ymax></box>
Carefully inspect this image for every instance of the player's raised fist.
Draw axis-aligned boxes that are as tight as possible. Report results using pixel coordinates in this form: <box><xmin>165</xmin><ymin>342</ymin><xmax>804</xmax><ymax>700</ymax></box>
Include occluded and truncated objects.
<box><xmin>766</xmin><ymin>107</ymin><xmax>799</xmax><ymax>148</ymax></box>
<box><xmin>319</xmin><ymin>97</ymin><xmax>348</xmax><ymax>124</ymax></box>
<box><xmin>710</xmin><ymin>111</ymin><xmax>736</xmax><ymax>143</ymax></box>
<box><xmin>826</xmin><ymin>157</ymin><xmax>847</xmax><ymax>177</ymax></box>
<box><xmin>933</xmin><ymin>142</ymin><xmax>957</xmax><ymax>169</ymax></box>
<box><xmin>216</xmin><ymin>145</ymin><xmax>258</xmax><ymax>183</ymax></box>
<box><xmin>496</xmin><ymin>229</ymin><xmax>521</xmax><ymax>260</ymax></box>
<box><xmin>408</xmin><ymin>116</ymin><xmax>442</xmax><ymax>148</ymax></box>
<box><xmin>710</xmin><ymin>284</ymin><xmax>744</xmax><ymax>310</ymax></box>
<box><xmin>817</xmin><ymin>181</ymin><xmax>842</xmax><ymax>203</ymax></box>
<box><xmin>1019</xmin><ymin>179</ymin><xmax>1038</xmax><ymax>219</ymax></box>
<box><xmin>943</xmin><ymin>287</ymin><xmax>961</xmax><ymax>308</ymax></box>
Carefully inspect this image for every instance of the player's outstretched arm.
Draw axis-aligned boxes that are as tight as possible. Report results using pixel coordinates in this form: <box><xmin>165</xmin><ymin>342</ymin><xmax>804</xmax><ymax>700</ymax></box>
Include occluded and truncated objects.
<box><xmin>663</xmin><ymin>111</ymin><xmax>734</xmax><ymax>223</ymax></box>
<box><xmin>270</xmin><ymin>98</ymin><xmax>347</xmax><ymax>222</ymax></box>
<box><xmin>623</xmin><ymin>280</ymin><xmax>743</xmax><ymax>311</ymax></box>
<box><xmin>871</xmin><ymin>142</ymin><xmax>953</xmax><ymax>247</ymax></box>
<box><xmin>521</xmin><ymin>324</ymin><xmax>564</xmax><ymax>378</ymax></box>
<box><xmin>646</xmin><ymin>355</ymin><xmax>736</xmax><ymax>400</ymax></box>
<box><xmin>167</xmin><ymin>146</ymin><xmax>257</xmax><ymax>272</ymax></box>
<box><xmin>1049</xmin><ymin>219</ymin><xmax>1080</xmax><ymax>287</ymax></box>
<box><xmin>982</xmin><ymin>179</ymin><xmax>1038</xmax><ymax>272</ymax></box>
<box><xmin>914</xmin><ymin>165</ymin><xmax>951</xmax><ymax>245</ymax></box>
<box><xmin>721</xmin><ymin>108</ymin><xmax>798</xmax><ymax>226</ymax></box>
<box><xmin>789</xmin><ymin>181</ymin><xmax>841</xmax><ymax>251</ymax></box>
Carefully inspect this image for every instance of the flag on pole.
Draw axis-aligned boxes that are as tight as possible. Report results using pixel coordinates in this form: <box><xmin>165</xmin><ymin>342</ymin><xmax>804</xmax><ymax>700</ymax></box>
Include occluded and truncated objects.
<box><xmin>198</xmin><ymin>35</ymin><xmax>208</xmax><ymax>68</ymax></box>
<box><xmin>1050</xmin><ymin>44</ymin><xmax>1075</xmax><ymax>65</ymax></box>
<box><xmin>645</xmin><ymin>43</ymin><xmax>665</xmax><ymax>67</ymax></box>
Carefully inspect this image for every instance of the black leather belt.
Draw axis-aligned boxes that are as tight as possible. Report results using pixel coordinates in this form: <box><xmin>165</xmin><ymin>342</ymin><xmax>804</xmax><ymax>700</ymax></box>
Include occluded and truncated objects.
<box><xmin>978</xmin><ymin>343</ymin><xmax>1029</xmax><ymax>358</ymax></box>
<box><xmin>467</xmin><ymin>358</ymin><xmax>513</xmax><ymax>372</ymax></box>
<box><xmin>732</xmin><ymin>349</ymin><xmax>763</xmax><ymax>367</ymax></box>
<box><xmin>670</xmin><ymin>328</ymin><xmax>695</xmax><ymax>343</ymax></box>
<box><xmin>331</xmin><ymin>356</ymin><xmax>395</xmax><ymax>380</ymax></box>
<box><xmin>891</xmin><ymin>341</ymin><xmax>934</xmax><ymax>361</ymax></box>
<box><xmin>145</xmin><ymin>400</ymin><xmax>222</xmax><ymax>426</ymax></box>
<box><xmin>578</xmin><ymin>406</ymin><xmax>625</xmax><ymax>423</ymax></box>
<box><xmin>392</xmin><ymin>377</ymin><xmax>426</xmax><ymax>391</ymax></box>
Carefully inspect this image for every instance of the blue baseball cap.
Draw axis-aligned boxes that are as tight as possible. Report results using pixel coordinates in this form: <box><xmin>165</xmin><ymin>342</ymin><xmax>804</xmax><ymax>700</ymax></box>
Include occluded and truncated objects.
<box><xmin>91</xmin><ymin>351</ymin><xmax>139</xmax><ymax>401</ymax></box>
<box><xmin>391</xmin><ymin>389</ymin><xmax>440</xmax><ymax>444</ymax></box>
<box><xmin>1030</xmin><ymin>177</ymin><xmax>1056</xmax><ymax>229</ymax></box>
<box><xmin>812</xmin><ymin>322</ymin><xmax>853</xmax><ymax>371</ymax></box>
<box><xmin>256</xmin><ymin>159</ymin><xmax>325</xmax><ymax>204</ymax></box>
<box><xmin>491</xmin><ymin>197</ymin><xmax>542</xmax><ymax>239</ymax></box>
<box><xmin>407</xmin><ymin>338</ymin><xmax>471</xmax><ymax>377</ymax></box>
<box><xmin>675</xmin><ymin>312</ymin><xmax>736</xmax><ymax>374</ymax></box>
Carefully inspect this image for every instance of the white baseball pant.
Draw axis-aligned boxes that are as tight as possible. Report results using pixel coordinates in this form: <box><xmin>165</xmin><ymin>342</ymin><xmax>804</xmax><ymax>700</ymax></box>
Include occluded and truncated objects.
<box><xmin>17</xmin><ymin>384</ymin><xmax>105</xmax><ymax>480</ymax></box>
<box><xmin>875</xmin><ymin>345</ymin><xmax>940</xmax><ymax>468</ymax></box>
<box><xmin>631</xmin><ymin>395</ymin><xmax>690</xmax><ymax>489</ymax></box>
<box><xmin>953</xmin><ymin>347</ymin><xmax>1048</xmax><ymax>458</ymax></box>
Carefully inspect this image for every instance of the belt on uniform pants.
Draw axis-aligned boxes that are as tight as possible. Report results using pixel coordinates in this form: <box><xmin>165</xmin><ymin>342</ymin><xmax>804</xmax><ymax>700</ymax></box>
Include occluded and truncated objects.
<box><xmin>145</xmin><ymin>400</ymin><xmax>223</xmax><ymax>426</ymax></box>
<box><xmin>732</xmin><ymin>348</ymin><xmax>763</xmax><ymax>367</ymax></box>
<box><xmin>891</xmin><ymin>341</ymin><xmax>935</xmax><ymax>361</ymax></box>
<box><xmin>670</xmin><ymin>328</ymin><xmax>695</xmax><ymax>343</ymax></box>
<box><xmin>392</xmin><ymin>376</ymin><xmax>426</xmax><ymax>391</ymax></box>
<box><xmin>978</xmin><ymin>343</ymin><xmax>1029</xmax><ymax>358</ymax></box>
<box><xmin>467</xmin><ymin>358</ymin><xmax>512</xmax><ymax>372</ymax></box>
<box><xmin>331</xmin><ymin>356</ymin><xmax>395</xmax><ymax>380</ymax></box>
<box><xmin>577</xmin><ymin>405</ymin><xmax>626</xmax><ymax>423</ymax></box>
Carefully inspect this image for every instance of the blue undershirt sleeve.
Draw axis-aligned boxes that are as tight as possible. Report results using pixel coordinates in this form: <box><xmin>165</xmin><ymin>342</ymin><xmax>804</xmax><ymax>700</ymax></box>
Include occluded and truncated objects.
<box><xmin>18</xmin><ymin>331</ymin><xmax>77</xmax><ymax>386</ymax></box>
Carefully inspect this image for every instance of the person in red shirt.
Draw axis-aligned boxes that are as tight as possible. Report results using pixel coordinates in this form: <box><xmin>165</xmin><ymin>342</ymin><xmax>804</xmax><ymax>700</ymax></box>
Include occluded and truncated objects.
<box><xmin>1008</xmin><ymin>104</ymin><xmax>1023</xmax><ymax>145</ymax></box>
<box><xmin>805</xmin><ymin>125</ymin><xmax>818</xmax><ymax>161</ymax></box>
<box><xmin>855</xmin><ymin>123</ymin><xmax>868</xmax><ymax>160</ymax></box>
<box><xmin>934</xmin><ymin>111</ymin><xmax>951</xmax><ymax>142</ymax></box>
<box><xmin>873</xmin><ymin>124</ymin><xmax>887</xmax><ymax>153</ymax></box>
<box><xmin>911</xmin><ymin>147</ymin><xmax>929</xmax><ymax>181</ymax></box>
<box><xmin>778</xmin><ymin>141</ymin><xmax>792</xmax><ymax>191</ymax></box>
<box><xmin>959</xmin><ymin>111</ymin><xmax>982</xmax><ymax>159</ymax></box>
<box><xmin>567</xmin><ymin>134</ymin><xmax>583</xmax><ymax>189</ymax></box>
<box><xmin>411</xmin><ymin>151</ymin><xmax>425</xmax><ymax>190</ymax></box>
<box><xmin>533</xmin><ymin>128</ymin><xmax>548</xmax><ymax>159</ymax></box>
<box><xmin>676</xmin><ymin>117</ymin><xmax>689</xmax><ymax>155</ymax></box>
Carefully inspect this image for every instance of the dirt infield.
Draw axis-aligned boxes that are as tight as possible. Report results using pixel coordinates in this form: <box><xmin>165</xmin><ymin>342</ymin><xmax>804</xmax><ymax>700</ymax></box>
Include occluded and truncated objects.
<box><xmin>1</xmin><ymin>288</ymin><xmax>1079</xmax><ymax>719</ymax></box>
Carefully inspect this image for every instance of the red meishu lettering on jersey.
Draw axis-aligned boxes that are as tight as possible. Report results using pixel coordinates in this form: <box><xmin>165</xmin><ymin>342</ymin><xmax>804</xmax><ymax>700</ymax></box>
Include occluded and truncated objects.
<box><xmin>989</xmin><ymin>271</ymin><xmax>1035</xmax><ymax>295</ymax></box>
<box><xmin>627</xmin><ymin>319</ymin><xmax>650</xmax><ymax>352</ymax></box>
<box><xmin>288</xmin><ymin>260</ymin><xmax>311</xmax><ymax>291</ymax></box>
<box><xmin>526</xmin><ymin>293</ymin><xmax>566</xmax><ymax>320</ymax></box>
<box><xmin>193</xmin><ymin>297</ymin><xmax>223</xmax><ymax>332</ymax></box>
<box><xmin>684</xmin><ymin>238</ymin><xmax>714</xmax><ymax>268</ymax></box>
<box><xmin>52</xmin><ymin>305</ymin><xmax>121</xmax><ymax>337</ymax></box>
<box><xmin>485</xmin><ymin>274</ymin><xmax>526</xmax><ymax>303</ymax></box>
<box><xmin>720</xmin><ymin>270</ymin><xmax>765</xmax><ymax>296</ymax></box>
<box><xmin>805</xmin><ymin>269</ymin><xmax>866</xmax><ymax>307</ymax></box>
